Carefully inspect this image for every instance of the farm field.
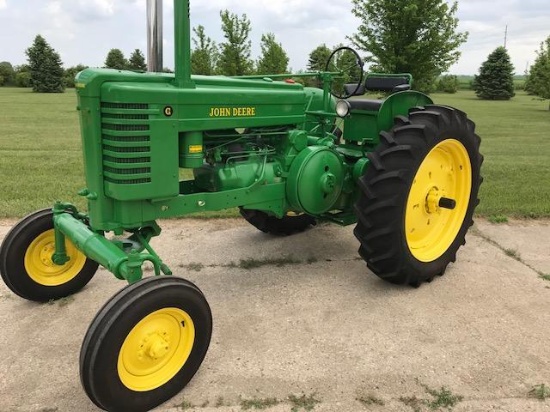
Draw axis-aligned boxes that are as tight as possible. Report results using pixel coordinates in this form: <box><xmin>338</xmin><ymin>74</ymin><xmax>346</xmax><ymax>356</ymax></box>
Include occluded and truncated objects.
<box><xmin>0</xmin><ymin>87</ymin><xmax>548</xmax><ymax>219</ymax></box>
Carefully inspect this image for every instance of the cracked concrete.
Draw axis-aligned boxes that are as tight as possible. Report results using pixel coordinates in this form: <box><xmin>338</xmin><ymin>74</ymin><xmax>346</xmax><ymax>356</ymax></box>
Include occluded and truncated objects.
<box><xmin>0</xmin><ymin>218</ymin><xmax>549</xmax><ymax>412</ymax></box>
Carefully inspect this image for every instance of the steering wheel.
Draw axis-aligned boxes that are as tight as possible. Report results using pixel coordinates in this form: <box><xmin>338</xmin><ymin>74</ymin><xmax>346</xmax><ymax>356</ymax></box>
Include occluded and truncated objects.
<box><xmin>324</xmin><ymin>46</ymin><xmax>364</xmax><ymax>99</ymax></box>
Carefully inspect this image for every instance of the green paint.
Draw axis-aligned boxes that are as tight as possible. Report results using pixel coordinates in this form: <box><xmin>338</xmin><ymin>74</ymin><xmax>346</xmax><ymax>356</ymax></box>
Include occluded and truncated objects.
<box><xmin>54</xmin><ymin>0</ymin><xmax>432</xmax><ymax>283</ymax></box>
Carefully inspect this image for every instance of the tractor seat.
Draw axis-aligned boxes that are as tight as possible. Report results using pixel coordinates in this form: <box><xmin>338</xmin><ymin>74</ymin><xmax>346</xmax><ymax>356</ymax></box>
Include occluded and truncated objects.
<box><xmin>348</xmin><ymin>99</ymin><xmax>384</xmax><ymax>111</ymax></box>
<box><xmin>344</xmin><ymin>75</ymin><xmax>411</xmax><ymax>112</ymax></box>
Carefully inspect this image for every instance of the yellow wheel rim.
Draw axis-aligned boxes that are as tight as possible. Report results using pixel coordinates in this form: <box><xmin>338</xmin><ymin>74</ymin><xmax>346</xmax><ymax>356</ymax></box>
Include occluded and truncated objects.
<box><xmin>24</xmin><ymin>229</ymin><xmax>87</xmax><ymax>286</ymax></box>
<box><xmin>405</xmin><ymin>139</ymin><xmax>472</xmax><ymax>262</ymax></box>
<box><xmin>118</xmin><ymin>308</ymin><xmax>195</xmax><ymax>392</ymax></box>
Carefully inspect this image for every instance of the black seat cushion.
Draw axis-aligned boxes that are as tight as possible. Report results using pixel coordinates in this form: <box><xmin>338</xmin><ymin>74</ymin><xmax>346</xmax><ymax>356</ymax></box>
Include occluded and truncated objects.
<box><xmin>348</xmin><ymin>99</ymin><xmax>383</xmax><ymax>111</ymax></box>
<box><xmin>344</xmin><ymin>83</ymin><xmax>366</xmax><ymax>96</ymax></box>
<box><xmin>365</xmin><ymin>76</ymin><xmax>408</xmax><ymax>92</ymax></box>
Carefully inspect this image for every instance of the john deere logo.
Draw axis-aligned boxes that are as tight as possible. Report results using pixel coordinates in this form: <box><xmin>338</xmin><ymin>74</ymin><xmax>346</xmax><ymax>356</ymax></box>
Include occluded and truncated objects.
<box><xmin>164</xmin><ymin>106</ymin><xmax>173</xmax><ymax>117</ymax></box>
<box><xmin>209</xmin><ymin>107</ymin><xmax>256</xmax><ymax>117</ymax></box>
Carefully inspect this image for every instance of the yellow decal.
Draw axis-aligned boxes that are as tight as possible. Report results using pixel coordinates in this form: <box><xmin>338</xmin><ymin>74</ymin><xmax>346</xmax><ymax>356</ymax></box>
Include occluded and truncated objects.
<box><xmin>188</xmin><ymin>145</ymin><xmax>203</xmax><ymax>154</ymax></box>
<box><xmin>209</xmin><ymin>107</ymin><xmax>256</xmax><ymax>117</ymax></box>
<box><xmin>75</xmin><ymin>83</ymin><xmax>86</xmax><ymax>89</ymax></box>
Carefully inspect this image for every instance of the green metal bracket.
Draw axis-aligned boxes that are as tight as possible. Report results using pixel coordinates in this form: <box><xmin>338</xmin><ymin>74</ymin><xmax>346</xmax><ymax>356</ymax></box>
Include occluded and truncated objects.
<box><xmin>52</xmin><ymin>203</ymin><xmax>172</xmax><ymax>284</ymax></box>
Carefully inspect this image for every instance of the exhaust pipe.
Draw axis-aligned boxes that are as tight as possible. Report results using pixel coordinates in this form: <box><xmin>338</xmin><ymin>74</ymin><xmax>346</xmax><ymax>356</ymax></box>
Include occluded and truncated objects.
<box><xmin>147</xmin><ymin>0</ymin><xmax>194</xmax><ymax>87</ymax></box>
<box><xmin>146</xmin><ymin>0</ymin><xmax>163</xmax><ymax>72</ymax></box>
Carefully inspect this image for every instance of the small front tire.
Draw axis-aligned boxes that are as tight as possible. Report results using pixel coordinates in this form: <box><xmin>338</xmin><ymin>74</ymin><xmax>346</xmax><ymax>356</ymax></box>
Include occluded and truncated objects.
<box><xmin>0</xmin><ymin>209</ymin><xmax>99</xmax><ymax>301</ymax></box>
<box><xmin>80</xmin><ymin>276</ymin><xmax>212</xmax><ymax>412</ymax></box>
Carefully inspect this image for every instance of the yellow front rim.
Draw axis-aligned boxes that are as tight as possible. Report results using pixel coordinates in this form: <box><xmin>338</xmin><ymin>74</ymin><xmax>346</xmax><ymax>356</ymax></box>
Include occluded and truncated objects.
<box><xmin>118</xmin><ymin>308</ymin><xmax>195</xmax><ymax>392</ymax></box>
<box><xmin>405</xmin><ymin>139</ymin><xmax>472</xmax><ymax>262</ymax></box>
<box><xmin>24</xmin><ymin>229</ymin><xmax>87</xmax><ymax>286</ymax></box>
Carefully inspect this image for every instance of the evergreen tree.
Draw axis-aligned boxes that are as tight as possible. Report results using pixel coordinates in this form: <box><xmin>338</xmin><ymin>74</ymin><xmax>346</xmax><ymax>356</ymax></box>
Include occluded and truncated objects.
<box><xmin>307</xmin><ymin>44</ymin><xmax>331</xmax><ymax>72</ymax></box>
<box><xmin>104</xmin><ymin>49</ymin><xmax>128</xmax><ymax>70</ymax></box>
<box><xmin>128</xmin><ymin>49</ymin><xmax>147</xmax><ymax>71</ymax></box>
<box><xmin>217</xmin><ymin>10</ymin><xmax>253</xmax><ymax>76</ymax></box>
<box><xmin>256</xmin><ymin>33</ymin><xmax>289</xmax><ymax>74</ymax></box>
<box><xmin>0</xmin><ymin>62</ymin><xmax>15</xmax><ymax>86</ymax></box>
<box><xmin>191</xmin><ymin>25</ymin><xmax>218</xmax><ymax>75</ymax></box>
<box><xmin>349</xmin><ymin>0</ymin><xmax>467</xmax><ymax>93</ymax></box>
<box><xmin>25</xmin><ymin>35</ymin><xmax>65</xmax><ymax>93</ymax></box>
<box><xmin>472</xmin><ymin>46</ymin><xmax>515</xmax><ymax>100</ymax></box>
<box><xmin>525</xmin><ymin>36</ymin><xmax>550</xmax><ymax>109</ymax></box>
<box><xmin>306</xmin><ymin>44</ymin><xmax>332</xmax><ymax>87</ymax></box>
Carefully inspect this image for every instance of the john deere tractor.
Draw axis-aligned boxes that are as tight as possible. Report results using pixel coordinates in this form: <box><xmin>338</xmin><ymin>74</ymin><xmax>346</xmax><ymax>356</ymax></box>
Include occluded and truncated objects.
<box><xmin>0</xmin><ymin>1</ymin><xmax>482</xmax><ymax>411</ymax></box>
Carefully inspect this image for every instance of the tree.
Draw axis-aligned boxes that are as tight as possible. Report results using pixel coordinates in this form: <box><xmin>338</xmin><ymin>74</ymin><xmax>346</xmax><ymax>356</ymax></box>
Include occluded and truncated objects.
<box><xmin>307</xmin><ymin>44</ymin><xmax>331</xmax><ymax>72</ymax></box>
<box><xmin>256</xmin><ymin>33</ymin><xmax>289</xmax><ymax>75</ymax></box>
<box><xmin>64</xmin><ymin>64</ymin><xmax>88</xmax><ymax>88</ymax></box>
<box><xmin>14</xmin><ymin>65</ymin><xmax>31</xmax><ymax>87</ymax></box>
<box><xmin>128</xmin><ymin>49</ymin><xmax>147</xmax><ymax>71</ymax></box>
<box><xmin>217</xmin><ymin>10</ymin><xmax>253</xmax><ymax>76</ymax></box>
<box><xmin>525</xmin><ymin>36</ymin><xmax>550</xmax><ymax>109</ymax></box>
<box><xmin>25</xmin><ymin>35</ymin><xmax>65</xmax><ymax>93</ymax></box>
<box><xmin>437</xmin><ymin>74</ymin><xmax>459</xmax><ymax>93</ymax></box>
<box><xmin>349</xmin><ymin>0</ymin><xmax>468</xmax><ymax>93</ymax></box>
<box><xmin>472</xmin><ymin>46</ymin><xmax>515</xmax><ymax>100</ymax></box>
<box><xmin>191</xmin><ymin>25</ymin><xmax>218</xmax><ymax>75</ymax></box>
<box><xmin>104</xmin><ymin>49</ymin><xmax>128</xmax><ymax>70</ymax></box>
<box><xmin>305</xmin><ymin>44</ymin><xmax>332</xmax><ymax>87</ymax></box>
<box><xmin>0</xmin><ymin>62</ymin><xmax>15</xmax><ymax>86</ymax></box>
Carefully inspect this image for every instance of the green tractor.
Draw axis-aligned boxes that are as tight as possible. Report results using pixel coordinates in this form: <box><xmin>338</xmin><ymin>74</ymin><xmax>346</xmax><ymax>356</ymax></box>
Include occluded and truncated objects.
<box><xmin>0</xmin><ymin>1</ymin><xmax>482</xmax><ymax>411</ymax></box>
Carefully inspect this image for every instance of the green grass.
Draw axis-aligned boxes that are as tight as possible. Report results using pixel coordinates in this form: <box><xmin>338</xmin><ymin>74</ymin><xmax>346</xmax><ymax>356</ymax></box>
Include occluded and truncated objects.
<box><xmin>356</xmin><ymin>393</ymin><xmax>385</xmax><ymax>406</ymax></box>
<box><xmin>488</xmin><ymin>214</ymin><xmax>508</xmax><ymax>224</ymax></box>
<box><xmin>240</xmin><ymin>396</ymin><xmax>281</xmax><ymax>410</ymax></box>
<box><xmin>434</xmin><ymin>90</ymin><xmax>550</xmax><ymax>218</ymax></box>
<box><xmin>288</xmin><ymin>393</ymin><xmax>321</xmax><ymax>411</ymax></box>
<box><xmin>528</xmin><ymin>384</ymin><xmax>550</xmax><ymax>400</ymax></box>
<box><xmin>0</xmin><ymin>88</ymin><xmax>88</xmax><ymax>217</ymax></box>
<box><xmin>0</xmin><ymin>87</ymin><xmax>549</xmax><ymax>218</ymax></box>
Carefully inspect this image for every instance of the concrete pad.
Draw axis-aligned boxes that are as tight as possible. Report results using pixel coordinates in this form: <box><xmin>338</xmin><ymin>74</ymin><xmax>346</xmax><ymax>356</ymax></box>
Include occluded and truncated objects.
<box><xmin>0</xmin><ymin>218</ymin><xmax>550</xmax><ymax>412</ymax></box>
<box><xmin>476</xmin><ymin>219</ymin><xmax>550</xmax><ymax>275</ymax></box>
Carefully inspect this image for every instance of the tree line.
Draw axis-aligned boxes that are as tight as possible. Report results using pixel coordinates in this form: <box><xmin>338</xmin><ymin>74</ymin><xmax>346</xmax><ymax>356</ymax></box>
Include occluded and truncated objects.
<box><xmin>0</xmin><ymin>0</ymin><xmax>548</xmax><ymax>106</ymax></box>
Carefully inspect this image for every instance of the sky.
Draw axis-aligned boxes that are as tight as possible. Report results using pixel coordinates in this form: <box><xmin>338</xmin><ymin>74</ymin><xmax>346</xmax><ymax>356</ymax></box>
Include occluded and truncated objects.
<box><xmin>0</xmin><ymin>0</ymin><xmax>548</xmax><ymax>75</ymax></box>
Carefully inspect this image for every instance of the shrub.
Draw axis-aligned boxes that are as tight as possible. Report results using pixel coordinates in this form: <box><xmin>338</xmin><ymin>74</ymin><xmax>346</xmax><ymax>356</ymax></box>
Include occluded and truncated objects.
<box><xmin>437</xmin><ymin>74</ymin><xmax>459</xmax><ymax>93</ymax></box>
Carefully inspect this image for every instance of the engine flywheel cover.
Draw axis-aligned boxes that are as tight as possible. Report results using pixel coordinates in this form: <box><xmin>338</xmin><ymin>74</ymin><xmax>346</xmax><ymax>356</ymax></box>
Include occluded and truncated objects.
<box><xmin>286</xmin><ymin>146</ymin><xmax>344</xmax><ymax>215</ymax></box>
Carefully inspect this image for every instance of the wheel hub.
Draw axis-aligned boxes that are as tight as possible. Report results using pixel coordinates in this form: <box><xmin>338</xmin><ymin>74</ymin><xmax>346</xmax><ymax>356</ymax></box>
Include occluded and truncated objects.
<box><xmin>405</xmin><ymin>139</ymin><xmax>472</xmax><ymax>262</ymax></box>
<box><xmin>139</xmin><ymin>330</ymin><xmax>170</xmax><ymax>361</ymax></box>
<box><xmin>425</xmin><ymin>187</ymin><xmax>441</xmax><ymax>214</ymax></box>
<box><xmin>24</xmin><ymin>229</ymin><xmax>87</xmax><ymax>286</ymax></box>
<box><xmin>118</xmin><ymin>308</ymin><xmax>195</xmax><ymax>391</ymax></box>
<box><xmin>39</xmin><ymin>244</ymin><xmax>56</xmax><ymax>268</ymax></box>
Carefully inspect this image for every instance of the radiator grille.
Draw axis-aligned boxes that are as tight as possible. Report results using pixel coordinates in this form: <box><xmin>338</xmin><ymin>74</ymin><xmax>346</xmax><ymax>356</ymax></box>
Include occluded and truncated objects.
<box><xmin>101</xmin><ymin>102</ymin><xmax>152</xmax><ymax>185</ymax></box>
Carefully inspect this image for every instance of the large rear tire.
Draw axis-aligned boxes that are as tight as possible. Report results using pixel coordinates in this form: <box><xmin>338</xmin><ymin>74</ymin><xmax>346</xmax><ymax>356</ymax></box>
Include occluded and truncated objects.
<box><xmin>0</xmin><ymin>209</ymin><xmax>99</xmax><ymax>301</ymax></box>
<box><xmin>239</xmin><ymin>208</ymin><xmax>316</xmax><ymax>236</ymax></box>
<box><xmin>354</xmin><ymin>105</ymin><xmax>483</xmax><ymax>286</ymax></box>
<box><xmin>80</xmin><ymin>276</ymin><xmax>212</xmax><ymax>412</ymax></box>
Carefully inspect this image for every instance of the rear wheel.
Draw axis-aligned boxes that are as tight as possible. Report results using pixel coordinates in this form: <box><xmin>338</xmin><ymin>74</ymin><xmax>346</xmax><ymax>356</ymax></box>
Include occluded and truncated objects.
<box><xmin>80</xmin><ymin>276</ymin><xmax>212</xmax><ymax>412</ymax></box>
<box><xmin>0</xmin><ymin>209</ymin><xmax>98</xmax><ymax>301</ymax></box>
<box><xmin>354</xmin><ymin>105</ymin><xmax>483</xmax><ymax>286</ymax></box>
<box><xmin>239</xmin><ymin>208</ymin><xmax>316</xmax><ymax>236</ymax></box>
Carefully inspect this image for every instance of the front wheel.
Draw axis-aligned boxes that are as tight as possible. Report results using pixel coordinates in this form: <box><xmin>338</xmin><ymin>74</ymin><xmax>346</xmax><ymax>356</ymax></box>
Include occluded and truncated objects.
<box><xmin>80</xmin><ymin>276</ymin><xmax>212</xmax><ymax>412</ymax></box>
<box><xmin>0</xmin><ymin>209</ymin><xmax>99</xmax><ymax>301</ymax></box>
<box><xmin>354</xmin><ymin>105</ymin><xmax>483</xmax><ymax>286</ymax></box>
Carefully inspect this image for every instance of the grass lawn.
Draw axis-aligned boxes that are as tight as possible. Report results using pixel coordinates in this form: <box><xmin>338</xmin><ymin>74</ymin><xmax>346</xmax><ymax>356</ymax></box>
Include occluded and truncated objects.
<box><xmin>0</xmin><ymin>87</ymin><xmax>549</xmax><ymax>219</ymax></box>
<box><xmin>433</xmin><ymin>91</ymin><xmax>550</xmax><ymax>218</ymax></box>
